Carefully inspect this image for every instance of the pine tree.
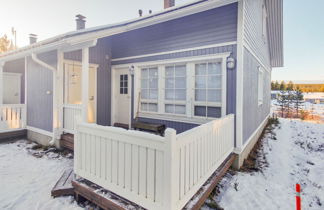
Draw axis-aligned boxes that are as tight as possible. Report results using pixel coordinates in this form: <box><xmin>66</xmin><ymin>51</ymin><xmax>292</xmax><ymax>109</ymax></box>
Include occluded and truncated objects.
<box><xmin>0</xmin><ymin>34</ymin><xmax>12</xmax><ymax>53</ymax></box>
<box><xmin>274</xmin><ymin>80</ymin><xmax>280</xmax><ymax>90</ymax></box>
<box><xmin>276</xmin><ymin>90</ymin><xmax>287</xmax><ymax>117</ymax></box>
<box><xmin>287</xmin><ymin>81</ymin><xmax>294</xmax><ymax>91</ymax></box>
<box><xmin>293</xmin><ymin>88</ymin><xmax>304</xmax><ymax>118</ymax></box>
<box><xmin>285</xmin><ymin>90</ymin><xmax>294</xmax><ymax>118</ymax></box>
<box><xmin>279</xmin><ymin>81</ymin><xmax>286</xmax><ymax>91</ymax></box>
<box><xmin>271</xmin><ymin>81</ymin><xmax>275</xmax><ymax>90</ymax></box>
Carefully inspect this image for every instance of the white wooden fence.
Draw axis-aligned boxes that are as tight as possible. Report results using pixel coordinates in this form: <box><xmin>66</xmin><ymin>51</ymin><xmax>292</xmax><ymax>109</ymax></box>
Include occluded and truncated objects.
<box><xmin>0</xmin><ymin>104</ymin><xmax>26</xmax><ymax>132</ymax></box>
<box><xmin>63</xmin><ymin>104</ymin><xmax>82</xmax><ymax>134</ymax></box>
<box><xmin>74</xmin><ymin>114</ymin><xmax>234</xmax><ymax>210</ymax></box>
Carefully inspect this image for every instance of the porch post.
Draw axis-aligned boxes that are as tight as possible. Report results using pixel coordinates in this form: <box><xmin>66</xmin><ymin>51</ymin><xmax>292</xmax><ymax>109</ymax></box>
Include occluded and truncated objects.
<box><xmin>0</xmin><ymin>62</ymin><xmax>4</xmax><ymax>104</ymax></box>
<box><xmin>81</xmin><ymin>47</ymin><xmax>89</xmax><ymax>122</ymax></box>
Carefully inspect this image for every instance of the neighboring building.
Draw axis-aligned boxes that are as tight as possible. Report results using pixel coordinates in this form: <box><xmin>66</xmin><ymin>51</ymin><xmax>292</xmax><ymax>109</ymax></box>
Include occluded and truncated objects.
<box><xmin>0</xmin><ymin>0</ymin><xmax>283</xmax><ymax>209</ymax></box>
<box><xmin>304</xmin><ymin>92</ymin><xmax>324</xmax><ymax>104</ymax></box>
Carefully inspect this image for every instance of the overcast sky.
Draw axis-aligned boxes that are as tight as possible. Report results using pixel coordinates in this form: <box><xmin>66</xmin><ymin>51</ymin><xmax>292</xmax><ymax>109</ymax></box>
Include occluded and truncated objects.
<box><xmin>0</xmin><ymin>0</ymin><xmax>323</xmax><ymax>82</ymax></box>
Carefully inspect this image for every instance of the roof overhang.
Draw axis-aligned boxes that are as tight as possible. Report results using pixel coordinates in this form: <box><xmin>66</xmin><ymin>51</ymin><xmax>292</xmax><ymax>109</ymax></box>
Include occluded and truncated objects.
<box><xmin>0</xmin><ymin>0</ymin><xmax>238</xmax><ymax>62</ymax></box>
<box><xmin>266</xmin><ymin>0</ymin><xmax>284</xmax><ymax>67</ymax></box>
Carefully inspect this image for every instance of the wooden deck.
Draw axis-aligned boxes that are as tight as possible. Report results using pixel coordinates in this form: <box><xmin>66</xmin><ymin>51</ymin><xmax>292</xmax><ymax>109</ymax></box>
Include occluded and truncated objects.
<box><xmin>0</xmin><ymin>129</ymin><xmax>27</xmax><ymax>142</ymax></box>
<box><xmin>60</xmin><ymin>133</ymin><xmax>74</xmax><ymax>151</ymax></box>
<box><xmin>72</xmin><ymin>179</ymin><xmax>145</xmax><ymax>210</ymax></box>
<box><xmin>51</xmin><ymin>169</ymin><xmax>75</xmax><ymax>197</ymax></box>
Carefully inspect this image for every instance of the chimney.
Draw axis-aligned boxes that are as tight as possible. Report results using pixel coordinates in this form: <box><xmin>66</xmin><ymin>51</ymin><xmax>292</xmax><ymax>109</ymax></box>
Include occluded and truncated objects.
<box><xmin>29</xmin><ymin>34</ymin><xmax>37</xmax><ymax>44</ymax></box>
<box><xmin>76</xmin><ymin>14</ymin><xmax>86</xmax><ymax>30</ymax></box>
<box><xmin>138</xmin><ymin>9</ymin><xmax>143</xmax><ymax>17</ymax></box>
<box><xmin>164</xmin><ymin>0</ymin><xmax>175</xmax><ymax>9</ymax></box>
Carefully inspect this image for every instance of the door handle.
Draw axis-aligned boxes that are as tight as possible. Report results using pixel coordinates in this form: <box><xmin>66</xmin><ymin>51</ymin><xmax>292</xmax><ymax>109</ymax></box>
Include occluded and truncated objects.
<box><xmin>89</xmin><ymin>96</ymin><xmax>94</xmax><ymax>101</ymax></box>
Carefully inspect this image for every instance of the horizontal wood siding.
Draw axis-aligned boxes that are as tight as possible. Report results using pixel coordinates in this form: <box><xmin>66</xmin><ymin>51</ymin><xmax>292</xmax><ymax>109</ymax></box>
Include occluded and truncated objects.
<box><xmin>26</xmin><ymin>50</ymin><xmax>56</xmax><ymax>132</ymax></box>
<box><xmin>242</xmin><ymin>47</ymin><xmax>271</xmax><ymax>143</ymax></box>
<box><xmin>243</xmin><ymin>0</ymin><xmax>271</xmax><ymax>68</ymax></box>
<box><xmin>64</xmin><ymin>38</ymin><xmax>112</xmax><ymax>126</ymax></box>
<box><xmin>3</xmin><ymin>58</ymin><xmax>25</xmax><ymax>103</ymax></box>
<box><xmin>111</xmin><ymin>3</ymin><xmax>238</xmax><ymax>59</ymax></box>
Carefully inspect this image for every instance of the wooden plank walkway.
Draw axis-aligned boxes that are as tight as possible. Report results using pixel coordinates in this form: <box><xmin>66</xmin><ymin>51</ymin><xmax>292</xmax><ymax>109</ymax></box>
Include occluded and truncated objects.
<box><xmin>0</xmin><ymin>129</ymin><xmax>27</xmax><ymax>142</ymax></box>
<box><xmin>51</xmin><ymin>169</ymin><xmax>75</xmax><ymax>197</ymax></box>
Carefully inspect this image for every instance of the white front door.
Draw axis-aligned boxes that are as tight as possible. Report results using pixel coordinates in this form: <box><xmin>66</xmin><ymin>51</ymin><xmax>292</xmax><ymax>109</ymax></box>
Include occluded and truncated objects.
<box><xmin>3</xmin><ymin>73</ymin><xmax>21</xmax><ymax>104</ymax></box>
<box><xmin>113</xmin><ymin>68</ymin><xmax>130</xmax><ymax>126</ymax></box>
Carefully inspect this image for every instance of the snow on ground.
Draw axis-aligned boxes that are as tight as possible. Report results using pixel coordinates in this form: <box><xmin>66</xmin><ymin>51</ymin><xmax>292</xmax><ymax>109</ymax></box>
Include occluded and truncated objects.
<box><xmin>0</xmin><ymin>140</ymin><xmax>82</xmax><ymax>210</ymax></box>
<box><xmin>206</xmin><ymin>119</ymin><xmax>324</xmax><ymax>210</ymax></box>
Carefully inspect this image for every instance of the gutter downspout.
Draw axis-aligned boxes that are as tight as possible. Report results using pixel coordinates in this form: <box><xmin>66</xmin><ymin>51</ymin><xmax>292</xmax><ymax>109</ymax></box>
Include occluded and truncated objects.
<box><xmin>31</xmin><ymin>53</ymin><xmax>57</xmax><ymax>146</ymax></box>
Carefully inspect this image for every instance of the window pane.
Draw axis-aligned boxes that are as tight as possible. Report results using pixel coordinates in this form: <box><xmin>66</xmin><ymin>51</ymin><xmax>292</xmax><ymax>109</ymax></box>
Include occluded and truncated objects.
<box><xmin>141</xmin><ymin>89</ymin><xmax>148</xmax><ymax>99</ymax></box>
<box><xmin>149</xmin><ymin>68</ymin><xmax>158</xmax><ymax>77</ymax></box>
<box><xmin>207</xmin><ymin>89</ymin><xmax>221</xmax><ymax>102</ymax></box>
<box><xmin>175</xmin><ymin>65</ymin><xmax>186</xmax><ymax>76</ymax></box>
<box><xmin>141</xmin><ymin>79</ymin><xmax>148</xmax><ymax>88</ymax></box>
<box><xmin>149</xmin><ymin>89</ymin><xmax>158</xmax><ymax>99</ymax></box>
<box><xmin>195</xmin><ymin>76</ymin><xmax>206</xmax><ymax>88</ymax></box>
<box><xmin>195</xmin><ymin>63</ymin><xmax>206</xmax><ymax>75</ymax></box>
<box><xmin>165</xmin><ymin>78</ymin><xmax>175</xmax><ymax>88</ymax></box>
<box><xmin>124</xmin><ymin>87</ymin><xmax>128</xmax><ymax>94</ymax></box>
<box><xmin>175</xmin><ymin>89</ymin><xmax>186</xmax><ymax>100</ymax></box>
<box><xmin>124</xmin><ymin>74</ymin><xmax>128</xmax><ymax>80</ymax></box>
<box><xmin>120</xmin><ymin>88</ymin><xmax>123</xmax><ymax>94</ymax></box>
<box><xmin>120</xmin><ymin>81</ymin><xmax>124</xmax><ymax>88</ymax></box>
<box><xmin>120</xmin><ymin>75</ymin><xmax>123</xmax><ymax>81</ymax></box>
<box><xmin>194</xmin><ymin>106</ymin><xmax>206</xmax><ymax>117</ymax></box>
<box><xmin>165</xmin><ymin>66</ymin><xmax>174</xmax><ymax>77</ymax></box>
<box><xmin>208</xmin><ymin>62</ymin><xmax>221</xmax><ymax>74</ymax></box>
<box><xmin>124</xmin><ymin>81</ymin><xmax>128</xmax><ymax>88</ymax></box>
<box><xmin>149</xmin><ymin>78</ymin><xmax>158</xmax><ymax>88</ymax></box>
<box><xmin>175</xmin><ymin>77</ymin><xmax>186</xmax><ymax>88</ymax></box>
<box><xmin>148</xmin><ymin>103</ymin><xmax>158</xmax><ymax>112</ymax></box>
<box><xmin>165</xmin><ymin>89</ymin><xmax>174</xmax><ymax>100</ymax></box>
<box><xmin>141</xmin><ymin>103</ymin><xmax>148</xmax><ymax>111</ymax></box>
<box><xmin>208</xmin><ymin>76</ymin><xmax>221</xmax><ymax>88</ymax></box>
<box><xmin>207</xmin><ymin>107</ymin><xmax>221</xmax><ymax>118</ymax></box>
<box><xmin>195</xmin><ymin>89</ymin><xmax>206</xmax><ymax>101</ymax></box>
<box><xmin>175</xmin><ymin>105</ymin><xmax>186</xmax><ymax>114</ymax></box>
<box><xmin>165</xmin><ymin>104</ymin><xmax>174</xmax><ymax>113</ymax></box>
<box><xmin>141</xmin><ymin>69</ymin><xmax>148</xmax><ymax>78</ymax></box>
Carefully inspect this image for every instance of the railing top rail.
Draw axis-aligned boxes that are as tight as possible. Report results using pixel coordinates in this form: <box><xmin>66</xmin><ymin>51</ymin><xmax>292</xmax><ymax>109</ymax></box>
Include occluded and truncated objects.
<box><xmin>77</xmin><ymin>121</ymin><xmax>166</xmax><ymax>143</ymax></box>
<box><xmin>0</xmin><ymin>104</ymin><xmax>26</xmax><ymax>108</ymax></box>
<box><xmin>176</xmin><ymin>114</ymin><xmax>235</xmax><ymax>139</ymax></box>
<box><xmin>62</xmin><ymin>104</ymin><xmax>82</xmax><ymax>109</ymax></box>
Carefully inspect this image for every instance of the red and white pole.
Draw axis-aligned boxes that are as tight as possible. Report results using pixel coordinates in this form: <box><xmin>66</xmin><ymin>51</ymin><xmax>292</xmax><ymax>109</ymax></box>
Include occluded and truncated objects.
<box><xmin>296</xmin><ymin>184</ymin><xmax>301</xmax><ymax>210</ymax></box>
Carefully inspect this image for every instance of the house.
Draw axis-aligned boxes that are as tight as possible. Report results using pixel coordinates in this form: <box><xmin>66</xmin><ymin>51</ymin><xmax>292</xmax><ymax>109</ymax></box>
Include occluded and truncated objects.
<box><xmin>304</xmin><ymin>92</ymin><xmax>324</xmax><ymax>104</ymax></box>
<box><xmin>0</xmin><ymin>0</ymin><xmax>283</xmax><ymax>209</ymax></box>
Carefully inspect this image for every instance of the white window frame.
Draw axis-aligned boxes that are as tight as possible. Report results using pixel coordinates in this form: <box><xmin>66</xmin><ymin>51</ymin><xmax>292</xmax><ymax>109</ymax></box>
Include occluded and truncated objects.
<box><xmin>258</xmin><ymin>66</ymin><xmax>264</xmax><ymax>106</ymax></box>
<box><xmin>139</xmin><ymin>66</ymin><xmax>159</xmax><ymax>113</ymax></box>
<box><xmin>113</xmin><ymin>53</ymin><xmax>230</xmax><ymax>124</ymax></box>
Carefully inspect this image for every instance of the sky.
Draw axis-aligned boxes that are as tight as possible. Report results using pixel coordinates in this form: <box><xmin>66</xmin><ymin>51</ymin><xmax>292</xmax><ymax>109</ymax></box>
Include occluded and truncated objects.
<box><xmin>0</xmin><ymin>0</ymin><xmax>323</xmax><ymax>82</ymax></box>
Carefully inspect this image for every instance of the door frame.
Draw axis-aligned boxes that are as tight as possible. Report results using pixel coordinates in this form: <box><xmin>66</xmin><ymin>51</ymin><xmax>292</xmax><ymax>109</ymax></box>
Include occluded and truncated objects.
<box><xmin>63</xmin><ymin>59</ymin><xmax>98</xmax><ymax>123</ymax></box>
<box><xmin>3</xmin><ymin>72</ymin><xmax>22</xmax><ymax>104</ymax></box>
<box><xmin>111</xmin><ymin>66</ymin><xmax>132</xmax><ymax>128</ymax></box>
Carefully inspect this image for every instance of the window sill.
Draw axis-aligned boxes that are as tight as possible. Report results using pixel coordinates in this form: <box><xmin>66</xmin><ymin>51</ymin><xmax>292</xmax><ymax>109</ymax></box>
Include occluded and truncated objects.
<box><xmin>138</xmin><ymin>112</ymin><xmax>214</xmax><ymax>125</ymax></box>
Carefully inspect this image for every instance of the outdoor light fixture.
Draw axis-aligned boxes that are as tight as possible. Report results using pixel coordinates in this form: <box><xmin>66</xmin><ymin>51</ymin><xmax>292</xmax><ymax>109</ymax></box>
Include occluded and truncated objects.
<box><xmin>227</xmin><ymin>57</ymin><xmax>236</xmax><ymax>69</ymax></box>
<box><xmin>129</xmin><ymin>65</ymin><xmax>135</xmax><ymax>75</ymax></box>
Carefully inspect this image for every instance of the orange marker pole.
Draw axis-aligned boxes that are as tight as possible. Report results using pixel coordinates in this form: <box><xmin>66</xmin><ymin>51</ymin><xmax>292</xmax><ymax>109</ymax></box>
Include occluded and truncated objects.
<box><xmin>296</xmin><ymin>184</ymin><xmax>301</xmax><ymax>210</ymax></box>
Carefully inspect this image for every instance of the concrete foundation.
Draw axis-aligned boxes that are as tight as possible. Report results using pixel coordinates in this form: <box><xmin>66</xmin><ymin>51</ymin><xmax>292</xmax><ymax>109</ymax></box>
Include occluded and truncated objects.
<box><xmin>233</xmin><ymin>116</ymin><xmax>269</xmax><ymax>169</ymax></box>
<box><xmin>27</xmin><ymin>130</ymin><xmax>60</xmax><ymax>148</ymax></box>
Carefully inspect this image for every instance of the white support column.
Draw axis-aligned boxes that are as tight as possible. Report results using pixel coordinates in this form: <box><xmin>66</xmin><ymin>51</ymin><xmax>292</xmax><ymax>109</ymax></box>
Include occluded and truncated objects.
<box><xmin>56</xmin><ymin>51</ymin><xmax>64</xmax><ymax>136</ymax></box>
<box><xmin>0</xmin><ymin>62</ymin><xmax>4</xmax><ymax>105</ymax></box>
<box><xmin>81</xmin><ymin>47</ymin><xmax>89</xmax><ymax>122</ymax></box>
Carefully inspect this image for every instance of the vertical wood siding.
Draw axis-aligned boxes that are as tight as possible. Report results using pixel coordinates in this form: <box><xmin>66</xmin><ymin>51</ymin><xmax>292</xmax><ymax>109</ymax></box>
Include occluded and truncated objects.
<box><xmin>3</xmin><ymin>58</ymin><xmax>25</xmax><ymax>103</ymax></box>
<box><xmin>243</xmin><ymin>0</ymin><xmax>271</xmax><ymax>68</ymax></box>
<box><xmin>111</xmin><ymin>3</ymin><xmax>238</xmax><ymax>59</ymax></box>
<box><xmin>242</xmin><ymin>47</ymin><xmax>271</xmax><ymax>143</ymax></box>
<box><xmin>26</xmin><ymin>50</ymin><xmax>57</xmax><ymax>132</ymax></box>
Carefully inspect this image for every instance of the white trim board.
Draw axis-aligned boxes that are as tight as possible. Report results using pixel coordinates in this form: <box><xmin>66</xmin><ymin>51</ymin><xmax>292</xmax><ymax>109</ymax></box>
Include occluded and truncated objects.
<box><xmin>27</xmin><ymin>126</ymin><xmax>53</xmax><ymax>138</ymax></box>
<box><xmin>111</xmin><ymin>41</ymin><xmax>237</xmax><ymax>62</ymax></box>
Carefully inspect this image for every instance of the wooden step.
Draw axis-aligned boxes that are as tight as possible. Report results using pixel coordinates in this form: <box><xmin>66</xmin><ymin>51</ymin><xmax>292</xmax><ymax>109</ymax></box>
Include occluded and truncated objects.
<box><xmin>60</xmin><ymin>134</ymin><xmax>74</xmax><ymax>151</ymax></box>
<box><xmin>72</xmin><ymin>179</ymin><xmax>145</xmax><ymax>210</ymax></box>
<box><xmin>51</xmin><ymin>169</ymin><xmax>75</xmax><ymax>197</ymax></box>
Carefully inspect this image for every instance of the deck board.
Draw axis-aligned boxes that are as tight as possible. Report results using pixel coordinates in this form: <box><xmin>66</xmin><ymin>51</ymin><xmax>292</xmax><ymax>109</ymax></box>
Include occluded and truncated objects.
<box><xmin>51</xmin><ymin>169</ymin><xmax>75</xmax><ymax>197</ymax></box>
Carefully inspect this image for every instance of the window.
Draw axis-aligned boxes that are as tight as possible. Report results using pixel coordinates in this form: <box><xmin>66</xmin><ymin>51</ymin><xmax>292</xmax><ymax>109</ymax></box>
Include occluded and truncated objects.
<box><xmin>165</xmin><ymin>64</ymin><xmax>186</xmax><ymax>115</ymax></box>
<box><xmin>262</xmin><ymin>4</ymin><xmax>267</xmax><ymax>42</ymax></box>
<box><xmin>140</xmin><ymin>67</ymin><xmax>158</xmax><ymax>112</ymax></box>
<box><xmin>194</xmin><ymin>62</ymin><xmax>222</xmax><ymax>118</ymax></box>
<box><xmin>258</xmin><ymin>67</ymin><xmax>264</xmax><ymax>105</ymax></box>
<box><xmin>119</xmin><ymin>74</ymin><xmax>128</xmax><ymax>94</ymax></box>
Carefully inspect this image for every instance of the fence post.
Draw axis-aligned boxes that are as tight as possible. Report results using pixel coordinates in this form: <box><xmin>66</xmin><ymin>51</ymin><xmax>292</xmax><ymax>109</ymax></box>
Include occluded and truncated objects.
<box><xmin>74</xmin><ymin>116</ymin><xmax>82</xmax><ymax>175</ymax></box>
<box><xmin>164</xmin><ymin>128</ymin><xmax>178</xmax><ymax>210</ymax></box>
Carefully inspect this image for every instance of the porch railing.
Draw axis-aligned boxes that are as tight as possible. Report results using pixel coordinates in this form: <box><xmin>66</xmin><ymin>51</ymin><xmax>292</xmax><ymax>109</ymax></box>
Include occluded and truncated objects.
<box><xmin>0</xmin><ymin>104</ymin><xmax>26</xmax><ymax>132</ymax></box>
<box><xmin>74</xmin><ymin>114</ymin><xmax>234</xmax><ymax>210</ymax></box>
<box><xmin>63</xmin><ymin>104</ymin><xmax>82</xmax><ymax>134</ymax></box>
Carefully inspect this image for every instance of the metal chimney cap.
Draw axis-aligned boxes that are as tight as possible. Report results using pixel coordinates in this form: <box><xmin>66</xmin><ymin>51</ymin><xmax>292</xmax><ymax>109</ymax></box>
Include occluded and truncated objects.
<box><xmin>29</xmin><ymin>33</ymin><xmax>37</xmax><ymax>37</ymax></box>
<box><xmin>76</xmin><ymin>14</ymin><xmax>86</xmax><ymax>20</ymax></box>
